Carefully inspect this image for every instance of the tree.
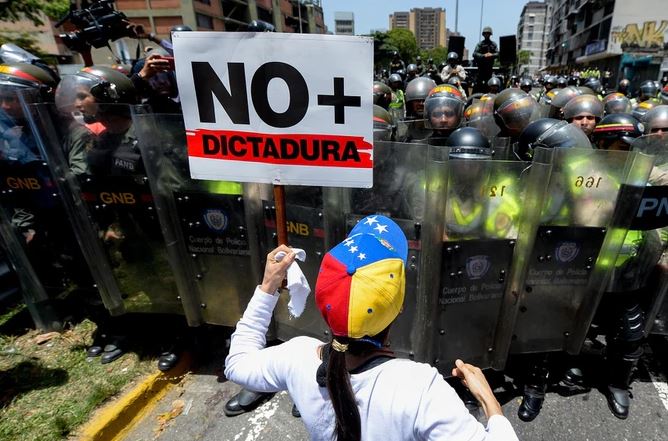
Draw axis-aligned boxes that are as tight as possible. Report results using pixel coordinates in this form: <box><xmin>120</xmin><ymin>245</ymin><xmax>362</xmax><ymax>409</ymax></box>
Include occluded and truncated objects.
<box><xmin>517</xmin><ymin>50</ymin><xmax>532</xmax><ymax>66</ymax></box>
<box><xmin>0</xmin><ymin>0</ymin><xmax>70</xmax><ymax>26</ymax></box>
<box><xmin>386</xmin><ymin>29</ymin><xmax>418</xmax><ymax>63</ymax></box>
<box><xmin>421</xmin><ymin>46</ymin><xmax>448</xmax><ymax>64</ymax></box>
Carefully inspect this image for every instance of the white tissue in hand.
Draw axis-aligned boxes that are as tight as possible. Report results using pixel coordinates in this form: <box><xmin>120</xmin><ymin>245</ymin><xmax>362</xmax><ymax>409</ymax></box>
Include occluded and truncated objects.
<box><xmin>275</xmin><ymin>248</ymin><xmax>311</xmax><ymax>318</ymax></box>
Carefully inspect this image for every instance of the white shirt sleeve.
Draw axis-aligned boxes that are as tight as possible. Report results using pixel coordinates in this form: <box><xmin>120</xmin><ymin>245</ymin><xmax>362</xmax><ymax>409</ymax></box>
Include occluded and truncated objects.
<box><xmin>414</xmin><ymin>367</ymin><xmax>519</xmax><ymax>441</ymax></box>
<box><xmin>224</xmin><ymin>287</ymin><xmax>295</xmax><ymax>392</ymax></box>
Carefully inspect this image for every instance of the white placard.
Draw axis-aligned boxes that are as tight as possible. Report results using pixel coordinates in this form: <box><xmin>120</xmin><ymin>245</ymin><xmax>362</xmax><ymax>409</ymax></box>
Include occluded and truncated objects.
<box><xmin>173</xmin><ymin>32</ymin><xmax>374</xmax><ymax>188</ymax></box>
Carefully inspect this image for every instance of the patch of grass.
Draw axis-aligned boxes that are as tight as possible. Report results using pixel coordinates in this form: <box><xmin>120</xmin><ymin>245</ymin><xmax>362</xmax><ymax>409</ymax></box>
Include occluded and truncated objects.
<box><xmin>0</xmin><ymin>303</ymin><xmax>25</xmax><ymax>328</ymax></box>
<box><xmin>0</xmin><ymin>319</ymin><xmax>155</xmax><ymax>441</ymax></box>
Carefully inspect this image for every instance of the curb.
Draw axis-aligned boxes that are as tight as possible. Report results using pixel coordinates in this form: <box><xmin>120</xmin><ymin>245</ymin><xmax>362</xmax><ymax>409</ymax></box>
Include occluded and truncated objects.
<box><xmin>76</xmin><ymin>353</ymin><xmax>192</xmax><ymax>441</ymax></box>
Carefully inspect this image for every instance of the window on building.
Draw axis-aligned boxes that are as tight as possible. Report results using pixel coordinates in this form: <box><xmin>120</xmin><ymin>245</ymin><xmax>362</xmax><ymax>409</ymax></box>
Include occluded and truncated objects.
<box><xmin>528</xmin><ymin>16</ymin><xmax>535</xmax><ymax>24</ymax></box>
<box><xmin>196</xmin><ymin>13</ymin><xmax>213</xmax><ymax>29</ymax></box>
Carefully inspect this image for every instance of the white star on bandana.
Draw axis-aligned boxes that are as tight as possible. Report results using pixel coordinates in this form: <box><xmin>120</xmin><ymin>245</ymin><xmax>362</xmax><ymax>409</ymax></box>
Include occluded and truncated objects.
<box><xmin>348</xmin><ymin>245</ymin><xmax>358</xmax><ymax>253</ymax></box>
<box><xmin>374</xmin><ymin>224</ymin><xmax>388</xmax><ymax>234</ymax></box>
<box><xmin>358</xmin><ymin>253</ymin><xmax>366</xmax><ymax>260</ymax></box>
<box><xmin>364</xmin><ymin>216</ymin><xmax>379</xmax><ymax>226</ymax></box>
<box><xmin>343</xmin><ymin>238</ymin><xmax>355</xmax><ymax>247</ymax></box>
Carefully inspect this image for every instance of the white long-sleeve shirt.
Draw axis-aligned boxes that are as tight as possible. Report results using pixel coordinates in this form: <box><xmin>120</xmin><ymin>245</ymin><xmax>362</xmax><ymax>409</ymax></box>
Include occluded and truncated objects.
<box><xmin>225</xmin><ymin>287</ymin><xmax>519</xmax><ymax>441</ymax></box>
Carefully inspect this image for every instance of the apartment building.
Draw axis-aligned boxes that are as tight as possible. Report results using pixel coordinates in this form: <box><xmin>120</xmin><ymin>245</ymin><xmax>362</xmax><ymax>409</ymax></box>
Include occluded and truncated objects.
<box><xmin>334</xmin><ymin>11</ymin><xmax>354</xmax><ymax>35</ymax></box>
<box><xmin>389</xmin><ymin>7</ymin><xmax>447</xmax><ymax>50</ymax></box>
<box><xmin>517</xmin><ymin>1</ymin><xmax>550</xmax><ymax>75</ymax></box>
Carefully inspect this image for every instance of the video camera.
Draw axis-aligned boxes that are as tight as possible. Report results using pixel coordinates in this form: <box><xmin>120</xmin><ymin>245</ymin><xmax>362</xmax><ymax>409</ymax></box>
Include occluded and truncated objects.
<box><xmin>56</xmin><ymin>0</ymin><xmax>135</xmax><ymax>52</ymax></box>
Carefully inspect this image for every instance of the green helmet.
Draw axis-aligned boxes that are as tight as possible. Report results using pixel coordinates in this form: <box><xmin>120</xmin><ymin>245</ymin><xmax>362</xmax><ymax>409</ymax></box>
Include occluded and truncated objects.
<box><xmin>0</xmin><ymin>62</ymin><xmax>58</xmax><ymax>102</ymax></box>
<box><xmin>482</xmin><ymin>26</ymin><xmax>493</xmax><ymax>35</ymax></box>
<box><xmin>55</xmin><ymin>65</ymin><xmax>137</xmax><ymax>114</ymax></box>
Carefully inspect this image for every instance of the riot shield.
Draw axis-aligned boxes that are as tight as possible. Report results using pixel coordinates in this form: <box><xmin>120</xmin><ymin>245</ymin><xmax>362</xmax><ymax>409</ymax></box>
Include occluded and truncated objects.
<box><xmin>423</xmin><ymin>145</ymin><xmax>549</xmax><ymax>371</ymax></box>
<box><xmin>132</xmin><ymin>112</ymin><xmax>264</xmax><ymax>327</ymax></box>
<box><xmin>0</xmin><ymin>97</ymin><xmax>97</xmax><ymax>330</ymax></box>
<box><xmin>22</xmin><ymin>104</ymin><xmax>184</xmax><ymax>319</ymax></box>
<box><xmin>629</xmin><ymin>134</ymin><xmax>668</xmax><ymax>336</ymax></box>
<box><xmin>499</xmin><ymin>146</ymin><xmax>655</xmax><ymax>360</ymax></box>
<box><xmin>263</xmin><ymin>186</ymin><xmax>329</xmax><ymax>341</ymax></box>
<box><xmin>324</xmin><ymin>141</ymin><xmax>427</xmax><ymax>360</ymax></box>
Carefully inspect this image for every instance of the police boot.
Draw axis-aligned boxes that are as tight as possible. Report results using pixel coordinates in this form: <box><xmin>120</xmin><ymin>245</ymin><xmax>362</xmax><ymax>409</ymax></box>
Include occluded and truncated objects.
<box><xmin>604</xmin><ymin>354</ymin><xmax>640</xmax><ymax>419</ymax></box>
<box><xmin>223</xmin><ymin>389</ymin><xmax>272</xmax><ymax>417</ymax></box>
<box><xmin>558</xmin><ymin>367</ymin><xmax>590</xmax><ymax>395</ymax></box>
<box><xmin>518</xmin><ymin>384</ymin><xmax>546</xmax><ymax>422</ymax></box>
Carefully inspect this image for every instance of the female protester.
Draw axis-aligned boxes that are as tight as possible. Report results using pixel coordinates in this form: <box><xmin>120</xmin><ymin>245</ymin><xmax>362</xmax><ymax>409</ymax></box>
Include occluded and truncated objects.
<box><xmin>225</xmin><ymin>216</ymin><xmax>518</xmax><ymax>441</ymax></box>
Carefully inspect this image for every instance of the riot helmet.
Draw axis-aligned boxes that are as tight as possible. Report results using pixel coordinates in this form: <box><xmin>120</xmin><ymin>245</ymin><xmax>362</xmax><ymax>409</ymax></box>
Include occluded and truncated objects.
<box><xmin>618</xmin><ymin>78</ymin><xmax>631</xmax><ymax>94</ymax></box>
<box><xmin>444</xmin><ymin>127</ymin><xmax>492</xmax><ymax>159</ymax></box>
<box><xmin>642</xmin><ymin>105</ymin><xmax>668</xmax><ymax>135</ymax></box>
<box><xmin>373</xmin><ymin>81</ymin><xmax>393</xmax><ymax>109</ymax></box>
<box><xmin>632</xmin><ymin>99</ymin><xmax>657</xmax><ymax>121</ymax></box>
<box><xmin>396</xmin><ymin>69</ymin><xmax>406</xmax><ymax>81</ymax></box>
<box><xmin>583</xmin><ymin>78</ymin><xmax>603</xmax><ymax>95</ymax></box>
<box><xmin>0</xmin><ymin>62</ymin><xmax>58</xmax><ymax>103</ymax></box>
<box><xmin>556</xmin><ymin>76</ymin><xmax>568</xmax><ymax>89</ymax></box>
<box><xmin>549</xmin><ymin>86</ymin><xmax>583</xmax><ymax>118</ymax></box>
<box><xmin>568</xmin><ymin>76</ymin><xmax>579</xmax><ymax>86</ymax></box>
<box><xmin>406</xmin><ymin>64</ymin><xmax>418</xmax><ymax>79</ymax></box>
<box><xmin>55</xmin><ymin>66</ymin><xmax>137</xmax><ymax>124</ymax></box>
<box><xmin>639</xmin><ymin>80</ymin><xmax>659</xmax><ymax>101</ymax></box>
<box><xmin>493</xmin><ymin>89</ymin><xmax>537</xmax><ymax>137</ymax></box>
<box><xmin>517</xmin><ymin>118</ymin><xmax>592</xmax><ymax>160</ymax></box>
<box><xmin>447</xmin><ymin>76</ymin><xmax>462</xmax><ymax>88</ymax></box>
<box><xmin>447</xmin><ymin>52</ymin><xmax>459</xmax><ymax>66</ymax></box>
<box><xmin>545</xmin><ymin>76</ymin><xmax>557</xmax><ymax>91</ymax></box>
<box><xmin>487</xmin><ymin>76</ymin><xmax>501</xmax><ymax>94</ymax></box>
<box><xmin>388</xmin><ymin>73</ymin><xmax>403</xmax><ymax>91</ymax></box>
<box><xmin>563</xmin><ymin>95</ymin><xmax>604</xmax><ymax>137</ymax></box>
<box><xmin>519</xmin><ymin>78</ymin><xmax>533</xmax><ymax>93</ymax></box>
<box><xmin>592</xmin><ymin>113</ymin><xmax>643</xmax><ymax>150</ymax></box>
<box><xmin>405</xmin><ymin>77</ymin><xmax>436</xmax><ymax>118</ymax></box>
<box><xmin>373</xmin><ymin>104</ymin><xmax>394</xmax><ymax>141</ymax></box>
<box><xmin>424</xmin><ymin>91</ymin><xmax>464</xmax><ymax>134</ymax></box>
<box><xmin>603</xmin><ymin>92</ymin><xmax>631</xmax><ymax>115</ymax></box>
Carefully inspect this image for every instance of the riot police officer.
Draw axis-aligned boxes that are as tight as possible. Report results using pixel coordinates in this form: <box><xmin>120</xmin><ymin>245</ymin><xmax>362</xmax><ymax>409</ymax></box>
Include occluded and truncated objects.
<box><xmin>643</xmin><ymin>105</ymin><xmax>668</xmax><ymax>134</ymax></box>
<box><xmin>493</xmin><ymin>88</ymin><xmax>537</xmax><ymax>142</ymax></box>
<box><xmin>638</xmin><ymin>80</ymin><xmax>660</xmax><ymax>104</ymax></box>
<box><xmin>473</xmin><ymin>27</ymin><xmax>498</xmax><ymax>93</ymax></box>
<box><xmin>440</xmin><ymin>52</ymin><xmax>466</xmax><ymax>83</ymax></box>
<box><xmin>487</xmin><ymin>76</ymin><xmax>502</xmax><ymax>94</ymax></box>
<box><xmin>373</xmin><ymin>81</ymin><xmax>393</xmax><ymax>110</ymax></box>
<box><xmin>389</xmin><ymin>51</ymin><xmax>405</xmax><ymax>75</ymax></box>
<box><xmin>405</xmin><ymin>77</ymin><xmax>437</xmax><ymax>120</ymax></box>
<box><xmin>603</xmin><ymin>92</ymin><xmax>632</xmax><ymax>115</ymax></box>
<box><xmin>589</xmin><ymin>113</ymin><xmax>659</xmax><ymax>419</ymax></box>
<box><xmin>387</xmin><ymin>73</ymin><xmax>406</xmax><ymax>121</ymax></box>
<box><xmin>563</xmin><ymin>94</ymin><xmax>604</xmax><ymax>138</ymax></box>
<box><xmin>415</xmin><ymin>55</ymin><xmax>425</xmax><ymax>75</ymax></box>
<box><xmin>519</xmin><ymin>78</ymin><xmax>533</xmax><ymax>94</ymax></box>
<box><xmin>618</xmin><ymin>78</ymin><xmax>631</xmax><ymax>97</ymax></box>
<box><xmin>425</xmin><ymin>85</ymin><xmax>465</xmax><ymax>142</ymax></box>
<box><xmin>406</xmin><ymin>64</ymin><xmax>419</xmax><ymax>83</ymax></box>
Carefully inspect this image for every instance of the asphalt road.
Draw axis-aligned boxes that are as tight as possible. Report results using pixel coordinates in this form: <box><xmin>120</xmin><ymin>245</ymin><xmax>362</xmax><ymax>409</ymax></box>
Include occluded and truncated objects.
<box><xmin>122</xmin><ymin>336</ymin><xmax>668</xmax><ymax>441</ymax></box>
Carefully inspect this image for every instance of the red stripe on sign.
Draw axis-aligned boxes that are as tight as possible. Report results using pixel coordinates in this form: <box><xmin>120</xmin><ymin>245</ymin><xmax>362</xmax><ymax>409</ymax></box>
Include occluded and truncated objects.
<box><xmin>187</xmin><ymin>129</ymin><xmax>373</xmax><ymax>169</ymax></box>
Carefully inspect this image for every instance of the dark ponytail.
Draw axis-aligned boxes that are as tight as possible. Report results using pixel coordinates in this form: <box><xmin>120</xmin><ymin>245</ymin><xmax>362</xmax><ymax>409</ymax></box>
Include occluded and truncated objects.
<box><xmin>316</xmin><ymin>329</ymin><xmax>392</xmax><ymax>441</ymax></box>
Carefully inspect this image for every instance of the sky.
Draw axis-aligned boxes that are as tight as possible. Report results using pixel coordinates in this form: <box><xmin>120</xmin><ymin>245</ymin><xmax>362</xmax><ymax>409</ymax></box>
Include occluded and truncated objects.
<box><xmin>320</xmin><ymin>0</ymin><xmax>529</xmax><ymax>54</ymax></box>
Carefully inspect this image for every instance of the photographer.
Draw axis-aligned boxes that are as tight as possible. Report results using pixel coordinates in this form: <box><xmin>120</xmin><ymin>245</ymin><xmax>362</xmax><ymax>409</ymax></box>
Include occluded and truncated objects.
<box><xmin>130</xmin><ymin>53</ymin><xmax>181</xmax><ymax>114</ymax></box>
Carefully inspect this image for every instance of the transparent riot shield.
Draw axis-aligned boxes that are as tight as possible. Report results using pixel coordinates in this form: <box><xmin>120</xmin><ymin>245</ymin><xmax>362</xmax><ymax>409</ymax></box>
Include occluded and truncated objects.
<box><xmin>263</xmin><ymin>186</ymin><xmax>329</xmax><ymax>341</ymax></box>
<box><xmin>422</xmin><ymin>146</ymin><xmax>549</xmax><ymax>371</ymax></box>
<box><xmin>629</xmin><ymin>134</ymin><xmax>668</xmax><ymax>336</ymax></box>
<box><xmin>132</xmin><ymin>112</ymin><xmax>264</xmax><ymax>327</ymax></box>
<box><xmin>324</xmin><ymin>141</ymin><xmax>427</xmax><ymax>360</ymax></box>
<box><xmin>498</xmin><ymin>146</ymin><xmax>655</xmax><ymax>360</ymax></box>
<box><xmin>23</xmin><ymin>103</ymin><xmax>184</xmax><ymax>319</ymax></box>
<box><xmin>0</xmin><ymin>98</ymin><xmax>97</xmax><ymax>330</ymax></box>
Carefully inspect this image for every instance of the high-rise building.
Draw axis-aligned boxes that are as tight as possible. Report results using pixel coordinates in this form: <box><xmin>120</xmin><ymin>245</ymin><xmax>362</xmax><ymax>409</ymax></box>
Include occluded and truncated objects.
<box><xmin>517</xmin><ymin>1</ymin><xmax>550</xmax><ymax>75</ymax></box>
<box><xmin>389</xmin><ymin>7</ymin><xmax>446</xmax><ymax>50</ymax></box>
<box><xmin>544</xmin><ymin>0</ymin><xmax>667</xmax><ymax>85</ymax></box>
<box><xmin>334</xmin><ymin>12</ymin><xmax>354</xmax><ymax>35</ymax></box>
